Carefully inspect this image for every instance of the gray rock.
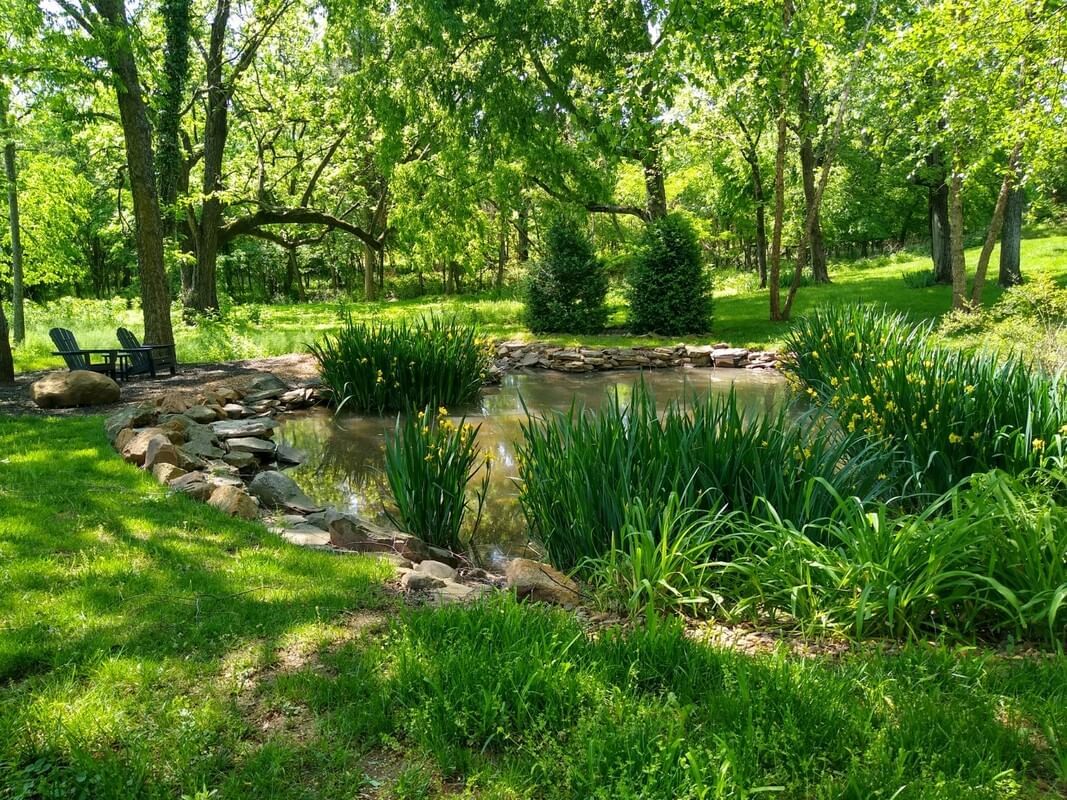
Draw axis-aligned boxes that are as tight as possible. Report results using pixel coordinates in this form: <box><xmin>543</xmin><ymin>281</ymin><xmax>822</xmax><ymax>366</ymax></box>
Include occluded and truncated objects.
<box><xmin>247</xmin><ymin>373</ymin><xmax>289</xmax><ymax>394</ymax></box>
<box><xmin>415</xmin><ymin>560</ymin><xmax>456</xmax><ymax>580</ymax></box>
<box><xmin>169</xmin><ymin>471</ymin><xmax>214</xmax><ymax>501</ymax></box>
<box><xmin>275</xmin><ymin>443</ymin><xmax>306</xmax><ymax>466</ymax></box>
<box><xmin>184</xmin><ymin>404</ymin><xmax>222</xmax><ymax>423</ymax></box>
<box><xmin>401</xmin><ymin>572</ymin><xmax>446</xmax><ymax>591</ymax></box>
<box><xmin>181</xmin><ymin>440</ymin><xmax>225</xmax><ymax>460</ymax></box>
<box><xmin>210</xmin><ymin>418</ymin><xmax>278</xmax><ymax>439</ymax></box>
<box><xmin>222</xmin><ymin>450</ymin><xmax>258</xmax><ymax>471</ymax></box>
<box><xmin>222</xmin><ymin>403</ymin><xmax>252</xmax><ymax>419</ymax></box>
<box><xmin>105</xmin><ymin>403</ymin><xmax>157</xmax><ymax>442</ymax></box>
<box><xmin>225</xmin><ymin>436</ymin><xmax>276</xmax><ymax>456</ymax></box>
<box><xmin>247</xmin><ymin>470</ymin><xmax>317</xmax><ymax>510</ymax></box>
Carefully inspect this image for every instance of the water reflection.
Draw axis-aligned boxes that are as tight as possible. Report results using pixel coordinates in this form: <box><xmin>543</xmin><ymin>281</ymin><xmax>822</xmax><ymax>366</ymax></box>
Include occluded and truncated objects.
<box><xmin>276</xmin><ymin>368</ymin><xmax>790</xmax><ymax>554</ymax></box>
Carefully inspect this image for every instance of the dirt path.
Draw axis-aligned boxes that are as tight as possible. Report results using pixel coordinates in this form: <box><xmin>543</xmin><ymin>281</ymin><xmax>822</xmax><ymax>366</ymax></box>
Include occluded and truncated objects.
<box><xmin>0</xmin><ymin>353</ymin><xmax>319</xmax><ymax>416</ymax></box>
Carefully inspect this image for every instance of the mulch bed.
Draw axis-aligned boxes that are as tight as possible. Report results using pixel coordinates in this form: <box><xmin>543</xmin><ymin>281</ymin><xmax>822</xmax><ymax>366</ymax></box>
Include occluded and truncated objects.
<box><xmin>0</xmin><ymin>353</ymin><xmax>320</xmax><ymax>417</ymax></box>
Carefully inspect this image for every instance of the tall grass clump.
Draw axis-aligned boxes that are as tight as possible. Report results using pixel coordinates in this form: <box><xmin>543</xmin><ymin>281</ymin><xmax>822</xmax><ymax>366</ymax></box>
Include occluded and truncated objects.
<box><xmin>786</xmin><ymin>305</ymin><xmax>1067</xmax><ymax>494</ymax></box>
<box><xmin>709</xmin><ymin>470</ymin><xmax>1067</xmax><ymax>644</ymax></box>
<box><xmin>384</xmin><ymin>406</ymin><xmax>491</xmax><ymax>553</ymax></box>
<box><xmin>310</xmin><ymin>315</ymin><xmax>491</xmax><ymax>413</ymax></box>
<box><xmin>583</xmin><ymin>493</ymin><xmax>732</xmax><ymax>618</ymax></box>
<box><xmin>517</xmin><ymin>383</ymin><xmax>893</xmax><ymax>572</ymax></box>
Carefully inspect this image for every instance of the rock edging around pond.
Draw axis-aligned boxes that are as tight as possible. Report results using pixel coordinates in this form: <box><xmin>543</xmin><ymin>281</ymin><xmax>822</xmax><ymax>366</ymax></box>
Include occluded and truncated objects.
<box><xmin>103</xmin><ymin>371</ymin><xmax>584</xmax><ymax>606</ymax></box>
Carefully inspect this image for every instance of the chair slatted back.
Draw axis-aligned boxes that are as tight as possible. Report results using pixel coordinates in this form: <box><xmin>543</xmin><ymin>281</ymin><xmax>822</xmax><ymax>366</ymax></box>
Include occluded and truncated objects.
<box><xmin>49</xmin><ymin>328</ymin><xmax>88</xmax><ymax>370</ymax></box>
<box><xmin>116</xmin><ymin>327</ymin><xmax>153</xmax><ymax>373</ymax></box>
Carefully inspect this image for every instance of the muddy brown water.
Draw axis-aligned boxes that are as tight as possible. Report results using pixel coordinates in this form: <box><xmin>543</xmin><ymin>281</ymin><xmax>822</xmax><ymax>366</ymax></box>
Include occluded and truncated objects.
<box><xmin>276</xmin><ymin>368</ymin><xmax>791</xmax><ymax>558</ymax></box>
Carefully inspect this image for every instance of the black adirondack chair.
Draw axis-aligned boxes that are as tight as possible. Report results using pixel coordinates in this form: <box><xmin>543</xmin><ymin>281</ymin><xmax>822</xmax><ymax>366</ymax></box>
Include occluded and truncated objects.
<box><xmin>117</xmin><ymin>327</ymin><xmax>178</xmax><ymax>377</ymax></box>
<box><xmin>50</xmin><ymin>327</ymin><xmax>118</xmax><ymax>379</ymax></box>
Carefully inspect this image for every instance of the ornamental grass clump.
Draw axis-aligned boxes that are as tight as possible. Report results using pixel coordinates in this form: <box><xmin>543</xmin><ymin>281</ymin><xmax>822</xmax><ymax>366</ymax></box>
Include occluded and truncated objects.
<box><xmin>785</xmin><ymin>305</ymin><xmax>1067</xmax><ymax>494</ymax></box>
<box><xmin>709</xmin><ymin>469</ymin><xmax>1067</xmax><ymax>644</ymax></box>
<box><xmin>517</xmin><ymin>384</ymin><xmax>893</xmax><ymax>572</ymax></box>
<box><xmin>309</xmin><ymin>315</ymin><xmax>491</xmax><ymax>414</ymax></box>
<box><xmin>384</xmin><ymin>406</ymin><xmax>491</xmax><ymax>553</ymax></box>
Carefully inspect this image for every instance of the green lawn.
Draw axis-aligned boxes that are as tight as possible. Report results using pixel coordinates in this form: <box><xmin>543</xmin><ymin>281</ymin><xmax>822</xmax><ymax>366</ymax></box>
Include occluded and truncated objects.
<box><xmin>1</xmin><ymin>416</ymin><xmax>1065</xmax><ymax>798</ymax></box>
<box><xmin>12</xmin><ymin>232</ymin><xmax>1067</xmax><ymax>373</ymax></box>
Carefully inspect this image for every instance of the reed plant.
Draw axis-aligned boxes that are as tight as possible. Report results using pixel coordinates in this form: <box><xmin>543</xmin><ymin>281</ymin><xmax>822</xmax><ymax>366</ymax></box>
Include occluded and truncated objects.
<box><xmin>309</xmin><ymin>314</ymin><xmax>492</xmax><ymax>414</ymax></box>
<box><xmin>710</xmin><ymin>470</ymin><xmax>1067</xmax><ymax>644</ymax></box>
<box><xmin>785</xmin><ymin>305</ymin><xmax>1067</xmax><ymax>494</ymax></box>
<box><xmin>384</xmin><ymin>406</ymin><xmax>491</xmax><ymax>552</ymax></box>
<box><xmin>516</xmin><ymin>384</ymin><xmax>894</xmax><ymax>571</ymax></box>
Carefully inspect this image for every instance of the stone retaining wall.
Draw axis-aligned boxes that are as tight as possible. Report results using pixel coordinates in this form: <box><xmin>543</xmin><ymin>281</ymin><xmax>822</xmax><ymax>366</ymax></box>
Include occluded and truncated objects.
<box><xmin>492</xmin><ymin>341</ymin><xmax>779</xmax><ymax>375</ymax></box>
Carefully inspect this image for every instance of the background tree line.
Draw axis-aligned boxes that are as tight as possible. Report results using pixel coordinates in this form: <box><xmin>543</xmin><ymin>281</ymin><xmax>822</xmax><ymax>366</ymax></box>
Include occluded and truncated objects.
<box><xmin>0</xmin><ymin>0</ymin><xmax>1064</xmax><ymax>370</ymax></box>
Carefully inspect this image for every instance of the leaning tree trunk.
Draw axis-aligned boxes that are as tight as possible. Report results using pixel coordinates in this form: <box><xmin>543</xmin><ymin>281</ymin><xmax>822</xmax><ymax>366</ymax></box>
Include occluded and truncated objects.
<box><xmin>970</xmin><ymin>144</ymin><xmax>1020</xmax><ymax>307</ymax></box>
<box><xmin>948</xmin><ymin>168</ymin><xmax>967</xmax><ymax>310</ymax></box>
<box><xmin>3</xmin><ymin>139</ymin><xmax>25</xmax><ymax>343</ymax></box>
<box><xmin>999</xmin><ymin>182</ymin><xmax>1025</xmax><ymax>287</ymax></box>
<box><xmin>94</xmin><ymin>0</ymin><xmax>174</xmax><ymax>345</ymax></box>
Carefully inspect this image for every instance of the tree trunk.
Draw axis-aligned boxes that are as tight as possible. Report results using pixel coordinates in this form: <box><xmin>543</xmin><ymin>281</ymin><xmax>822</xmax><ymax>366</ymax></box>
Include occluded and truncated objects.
<box><xmin>191</xmin><ymin>0</ymin><xmax>231</xmax><ymax>312</ymax></box>
<box><xmin>999</xmin><ymin>183</ymin><xmax>1024</xmax><ymax>287</ymax></box>
<box><xmin>0</xmin><ymin>300</ymin><xmax>13</xmax><ymax>383</ymax></box>
<box><xmin>970</xmin><ymin>144</ymin><xmax>1020</xmax><ymax>307</ymax></box>
<box><xmin>3</xmin><ymin>140</ymin><xmax>25</xmax><ymax>343</ymax></box>
<box><xmin>768</xmin><ymin>107</ymin><xmax>788</xmax><ymax>321</ymax></box>
<box><xmin>516</xmin><ymin>203</ymin><xmax>530</xmax><ymax>263</ymax></box>
<box><xmin>495</xmin><ymin>210</ymin><xmax>508</xmax><ymax>290</ymax></box>
<box><xmin>93</xmin><ymin>0</ymin><xmax>174</xmax><ymax>345</ymax></box>
<box><xmin>948</xmin><ymin>167</ymin><xmax>967</xmax><ymax>310</ymax></box>
<box><xmin>747</xmin><ymin>151</ymin><xmax>769</xmax><ymax>288</ymax></box>
<box><xmin>797</xmin><ymin>83</ymin><xmax>828</xmax><ymax>283</ymax></box>
<box><xmin>927</xmin><ymin>148</ymin><xmax>953</xmax><ymax>283</ymax></box>
<box><xmin>642</xmin><ymin>149</ymin><xmax>668</xmax><ymax>221</ymax></box>
<box><xmin>156</xmin><ymin>0</ymin><xmax>191</xmax><ymax>241</ymax></box>
<box><xmin>363</xmin><ymin>242</ymin><xmax>377</xmax><ymax>300</ymax></box>
<box><xmin>798</xmin><ymin>135</ymin><xmax>828</xmax><ymax>283</ymax></box>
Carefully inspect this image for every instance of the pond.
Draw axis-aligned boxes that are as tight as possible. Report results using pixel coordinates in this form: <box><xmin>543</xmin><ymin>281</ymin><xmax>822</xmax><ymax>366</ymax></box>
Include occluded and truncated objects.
<box><xmin>275</xmin><ymin>368</ymin><xmax>790</xmax><ymax>558</ymax></box>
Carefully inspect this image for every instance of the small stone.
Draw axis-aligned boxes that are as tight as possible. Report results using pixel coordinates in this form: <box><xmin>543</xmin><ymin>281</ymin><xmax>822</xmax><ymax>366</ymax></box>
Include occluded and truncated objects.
<box><xmin>122</xmin><ymin>429</ymin><xmax>169</xmax><ymax>466</ymax></box>
<box><xmin>275</xmin><ymin>443</ymin><xmax>306</xmax><ymax>466</ymax></box>
<box><xmin>222</xmin><ymin>403</ymin><xmax>252</xmax><ymax>419</ymax></box>
<box><xmin>184</xmin><ymin>404</ymin><xmax>222</xmax><ymax>423</ymax></box>
<box><xmin>207</xmin><ymin>484</ymin><xmax>259</xmax><ymax>519</ymax></box>
<box><xmin>169</xmin><ymin>471</ymin><xmax>214</xmax><ymax>500</ymax></box>
<box><xmin>401</xmin><ymin>572</ymin><xmax>446</xmax><ymax>591</ymax></box>
<box><xmin>143</xmin><ymin>435</ymin><xmax>180</xmax><ymax>470</ymax></box>
<box><xmin>151</xmin><ymin>463</ymin><xmax>187</xmax><ymax>484</ymax></box>
<box><xmin>222</xmin><ymin>450</ymin><xmax>257</xmax><ymax>471</ymax></box>
<box><xmin>505</xmin><ymin>558</ymin><xmax>582</xmax><ymax>607</ymax></box>
<box><xmin>105</xmin><ymin>403</ymin><xmax>157</xmax><ymax>442</ymax></box>
<box><xmin>415</xmin><ymin>560</ymin><xmax>456</xmax><ymax>580</ymax></box>
<box><xmin>181</xmin><ymin>440</ymin><xmax>225</xmax><ymax>460</ymax></box>
<box><xmin>280</xmin><ymin>525</ymin><xmax>332</xmax><ymax>547</ymax></box>
<box><xmin>157</xmin><ymin>392</ymin><xmax>191</xmax><ymax>415</ymax></box>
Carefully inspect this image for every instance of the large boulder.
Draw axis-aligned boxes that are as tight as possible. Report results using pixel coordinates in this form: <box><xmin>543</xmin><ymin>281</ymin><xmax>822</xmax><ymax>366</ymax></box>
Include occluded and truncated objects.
<box><xmin>31</xmin><ymin>370</ymin><xmax>120</xmax><ymax>409</ymax></box>
<box><xmin>505</xmin><ymin>558</ymin><xmax>582</xmax><ymax>607</ymax></box>
<box><xmin>207</xmin><ymin>484</ymin><xmax>259</xmax><ymax>519</ymax></box>
<box><xmin>247</xmin><ymin>470</ymin><xmax>317</xmax><ymax>510</ymax></box>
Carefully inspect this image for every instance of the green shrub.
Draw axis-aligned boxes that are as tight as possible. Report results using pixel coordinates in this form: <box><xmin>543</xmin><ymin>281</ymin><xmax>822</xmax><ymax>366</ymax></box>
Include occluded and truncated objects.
<box><xmin>517</xmin><ymin>383</ymin><xmax>893</xmax><ymax>572</ymax></box>
<box><xmin>627</xmin><ymin>213</ymin><xmax>711</xmax><ymax>335</ymax></box>
<box><xmin>786</xmin><ymin>305</ymin><xmax>1067</xmax><ymax>494</ymax></box>
<box><xmin>384</xmin><ymin>406</ymin><xmax>491</xmax><ymax>552</ymax></box>
<box><xmin>309</xmin><ymin>315</ymin><xmax>491</xmax><ymax>413</ymax></box>
<box><xmin>710</xmin><ymin>469</ymin><xmax>1067</xmax><ymax>644</ymax></box>
<box><xmin>524</xmin><ymin>213</ymin><xmax>608</xmax><ymax>333</ymax></box>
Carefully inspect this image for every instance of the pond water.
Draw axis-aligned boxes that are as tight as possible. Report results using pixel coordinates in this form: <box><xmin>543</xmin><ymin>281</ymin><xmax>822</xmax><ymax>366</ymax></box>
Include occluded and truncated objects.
<box><xmin>276</xmin><ymin>368</ymin><xmax>791</xmax><ymax>557</ymax></box>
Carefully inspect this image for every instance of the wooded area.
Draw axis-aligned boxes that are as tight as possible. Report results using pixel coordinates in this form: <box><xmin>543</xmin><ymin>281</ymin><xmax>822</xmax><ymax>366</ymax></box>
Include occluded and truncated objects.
<box><xmin>0</xmin><ymin>0</ymin><xmax>1065</xmax><ymax>368</ymax></box>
